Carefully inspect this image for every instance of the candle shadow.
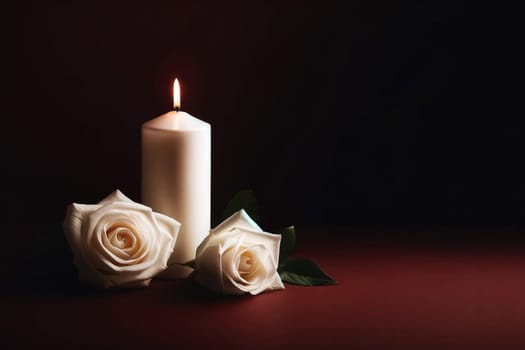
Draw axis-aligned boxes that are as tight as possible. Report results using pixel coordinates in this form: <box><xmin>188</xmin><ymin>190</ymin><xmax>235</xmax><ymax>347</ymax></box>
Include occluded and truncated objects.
<box><xmin>165</xmin><ymin>278</ymin><xmax>252</xmax><ymax>305</ymax></box>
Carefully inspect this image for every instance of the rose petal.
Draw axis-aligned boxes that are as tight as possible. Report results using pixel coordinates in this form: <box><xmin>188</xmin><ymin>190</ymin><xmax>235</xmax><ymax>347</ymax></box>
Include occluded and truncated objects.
<box><xmin>248</xmin><ymin>252</ymin><xmax>281</xmax><ymax>295</ymax></box>
<box><xmin>236</xmin><ymin>245</ymin><xmax>267</xmax><ymax>285</ymax></box>
<box><xmin>153</xmin><ymin>212</ymin><xmax>181</xmax><ymax>241</ymax></box>
<box><xmin>63</xmin><ymin>203</ymin><xmax>109</xmax><ymax>284</ymax></box>
<box><xmin>227</xmin><ymin>227</ymin><xmax>281</xmax><ymax>268</ymax></box>
<box><xmin>87</xmin><ymin>204</ymin><xmax>155</xmax><ymax>268</ymax></box>
<box><xmin>93</xmin><ymin>217</ymin><xmax>150</xmax><ymax>268</ymax></box>
<box><xmin>98</xmin><ymin>189</ymin><xmax>134</xmax><ymax>205</ymax></box>
<box><xmin>217</xmin><ymin>233</ymin><xmax>271</xmax><ymax>294</ymax></box>
<box><xmin>195</xmin><ymin>243</ymin><xmax>227</xmax><ymax>294</ymax></box>
<box><xmin>152</xmin><ymin>211</ymin><xmax>181</xmax><ymax>262</ymax></box>
<box><xmin>196</xmin><ymin>210</ymin><xmax>262</xmax><ymax>259</ymax></box>
<box><xmin>235</xmin><ymin>245</ymin><xmax>270</xmax><ymax>293</ymax></box>
<box><xmin>211</xmin><ymin>209</ymin><xmax>262</xmax><ymax>234</ymax></box>
<box><xmin>267</xmin><ymin>273</ymin><xmax>285</xmax><ymax>291</ymax></box>
<box><xmin>63</xmin><ymin>190</ymin><xmax>180</xmax><ymax>288</ymax></box>
<box><xmin>195</xmin><ymin>216</ymin><xmax>285</xmax><ymax>295</ymax></box>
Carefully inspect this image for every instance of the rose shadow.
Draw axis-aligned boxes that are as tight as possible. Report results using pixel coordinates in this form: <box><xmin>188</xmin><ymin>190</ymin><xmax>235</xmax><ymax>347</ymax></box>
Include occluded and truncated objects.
<box><xmin>2</xmin><ymin>255</ymin><xmax>77</xmax><ymax>298</ymax></box>
<box><xmin>0</xmin><ymin>224</ymin><xmax>135</xmax><ymax>298</ymax></box>
<box><xmin>1</xmin><ymin>250</ymin><xmax>254</xmax><ymax>303</ymax></box>
<box><xmin>0</xmin><ymin>251</ymin><xmax>146</xmax><ymax>299</ymax></box>
<box><xmin>5</xmin><ymin>223</ymin><xmax>256</xmax><ymax>302</ymax></box>
<box><xmin>158</xmin><ymin>277</ymin><xmax>253</xmax><ymax>305</ymax></box>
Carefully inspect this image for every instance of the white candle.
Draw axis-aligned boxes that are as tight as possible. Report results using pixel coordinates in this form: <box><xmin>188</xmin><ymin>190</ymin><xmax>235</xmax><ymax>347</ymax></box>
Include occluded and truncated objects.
<box><xmin>142</xmin><ymin>78</ymin><xmax>211</xmax><ymax>278</ymax></box>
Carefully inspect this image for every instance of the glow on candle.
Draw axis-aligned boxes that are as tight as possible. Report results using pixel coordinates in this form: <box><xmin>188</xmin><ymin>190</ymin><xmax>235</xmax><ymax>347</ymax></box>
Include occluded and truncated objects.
<box><xmin>142</xmin><ymin>76</ymin><xmax>211</xmax><ymax>278</ymax></box>
<box><xmin>173</xmin><ymin>78</ymin><xmax>181</xmax><ymax>111</ymax></box>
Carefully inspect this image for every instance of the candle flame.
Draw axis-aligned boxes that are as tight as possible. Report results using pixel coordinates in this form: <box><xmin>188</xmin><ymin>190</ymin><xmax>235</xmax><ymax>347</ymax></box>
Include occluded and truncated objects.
<box><xmin>173</xmin><ymin>78</ymin><xmax>181</xmax><ymax>110</ymax></box>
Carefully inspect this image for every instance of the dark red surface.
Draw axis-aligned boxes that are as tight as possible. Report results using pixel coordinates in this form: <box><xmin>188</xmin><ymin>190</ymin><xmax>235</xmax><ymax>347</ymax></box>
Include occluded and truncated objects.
<box><xmin>2</xmin><ymin>230</ymin><xmax>525</xmax><ymax>350</ymax></box>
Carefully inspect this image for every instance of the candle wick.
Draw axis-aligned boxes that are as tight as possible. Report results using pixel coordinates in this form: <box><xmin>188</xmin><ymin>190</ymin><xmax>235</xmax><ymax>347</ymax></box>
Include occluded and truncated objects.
<box><xmin>174</xmin><ymin>106</ymin><xmax>180</xmax><ymax>112</ymax></box>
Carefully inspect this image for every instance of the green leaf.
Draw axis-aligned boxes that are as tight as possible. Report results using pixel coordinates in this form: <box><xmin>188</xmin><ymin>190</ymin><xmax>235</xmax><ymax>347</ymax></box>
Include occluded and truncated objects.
<box><xmin>276</xmin><ymin>225</ymin><xmax>296</xmax><ymax>265</ymax></box>
<box><xmin>279</xmin><ymin>258</ymin><xmax>336</xmax><ymax>286</ymax></box>
<box><xmin>218</xmin><ymin>189</ymin><xmax>260</xmax><ymax>225</ymax></box>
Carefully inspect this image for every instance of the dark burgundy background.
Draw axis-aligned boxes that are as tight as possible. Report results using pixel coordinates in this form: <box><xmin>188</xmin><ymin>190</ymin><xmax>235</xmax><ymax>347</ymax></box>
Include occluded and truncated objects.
<box><xmin>3</xmin><ymin>232</ymin><xmax>525</xmax><ymax>350</ymax></box>
<box><xmin>1</xmin><ymin>2</ymin><xmax>525</xmax><ymax>349</ymax></box>
<box><xmin>1</xmin><ymin>0</ymin><xmax>521</xmax><ymax>233</ymax></box>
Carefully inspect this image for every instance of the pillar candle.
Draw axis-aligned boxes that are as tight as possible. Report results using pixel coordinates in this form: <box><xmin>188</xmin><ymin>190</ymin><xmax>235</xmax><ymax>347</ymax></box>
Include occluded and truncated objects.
<box><xmin>142</xmin><ymin>78</ymin><xmax>211</xmax><ymax>278</ymax></box>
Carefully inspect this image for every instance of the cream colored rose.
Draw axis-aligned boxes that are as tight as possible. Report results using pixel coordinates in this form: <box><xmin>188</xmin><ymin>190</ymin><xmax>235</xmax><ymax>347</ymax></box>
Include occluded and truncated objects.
<box><xmin>194</xmin><ymin>210</ymin><xmax>284</xmax><ymax>295</ymax></box>
<box><xmin>63</xmin><ymin>190</ymin><xmax>181</xmax><ymax>288</ymax></box>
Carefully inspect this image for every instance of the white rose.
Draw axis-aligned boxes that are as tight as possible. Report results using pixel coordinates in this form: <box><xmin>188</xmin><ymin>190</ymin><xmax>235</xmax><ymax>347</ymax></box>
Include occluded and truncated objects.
<box><xmin>63</xmin><ymin>190</ymin><xmax>181</xmax><ymax>288</ymax></box>
<box><xmin>194</xmin><ymin>210</ymin><xmax>284</xmax><ymax>295</ymax></box>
